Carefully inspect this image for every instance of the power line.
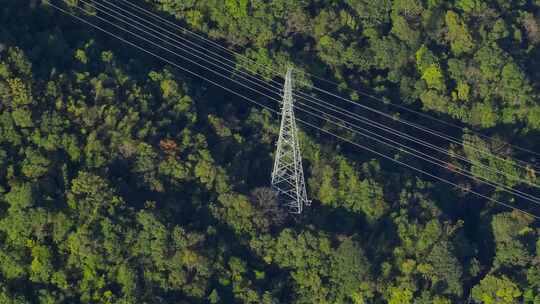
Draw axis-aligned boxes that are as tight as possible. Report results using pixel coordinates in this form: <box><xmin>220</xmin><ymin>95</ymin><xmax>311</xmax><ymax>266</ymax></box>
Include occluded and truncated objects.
<box><xmin>45</xmin><ymin>1</ymin><xmax>279</xmax><ymax>118</ymax></box>
<box><xmin>103</xmin><ymin>0</ymin><xmax>540</xmax><ymax>174</ymax></box>
<box><xmin>293</xmin><ymin>84</ymin><xmax>540</xmax><ymax>173</ymax></box>
<box><xmin>114</xmin><ymin>0</ymin><xmax>540</xmax><ymax>164</ymax></box>
<box><xmin>295</xmin><ymin>72</ymin><xmax>540</xmax><ymax>161</ymax></box>
<box><xmin>69</xmin><ymin>0</ymin><xmax>282</xmax><ymax>103</ymax></box>
<box><xmin>65</xmin><ymin>0</ymin><xmax>540</xmax><ymax>203</ymax></box>
<box><xmin>293</xmin><ymin>95</ymin><xmax>540</xmax><ymax>191</ymax></box>
<box><xmin>83</xmin><ymin>0</ymin><xmax>540</xmax><ymax>191</ymax></box>
<box><xmin>293</xmin><ymin>102</ymin><xmax>540</xmax><ymax>206</ymax></box>
<box><xmin>295</xmin><ymin>118</ymin><xmax>540</xmax><ymax>220</ymax></box>
<box><xmin>97</xmin><ymin>0</ymin><xmax>258</xmax><ymax>79</ymax></box>
<box><xmin>46</xmin><ymin>1</ymin><xmax>540</xmax><ymax>219</ymax></box>
<box><xmin>114</xmin><ymin>0</ymin><xmax>287</xmax><ymax>76</ymax></box>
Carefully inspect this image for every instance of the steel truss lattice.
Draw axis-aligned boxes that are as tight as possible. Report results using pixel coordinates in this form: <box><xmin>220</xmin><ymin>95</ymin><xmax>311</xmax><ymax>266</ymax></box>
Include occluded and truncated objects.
<box><xmin>271</xmin><ymin>68</ymin><xmax>310</xmax><ymax>214</ymax></box>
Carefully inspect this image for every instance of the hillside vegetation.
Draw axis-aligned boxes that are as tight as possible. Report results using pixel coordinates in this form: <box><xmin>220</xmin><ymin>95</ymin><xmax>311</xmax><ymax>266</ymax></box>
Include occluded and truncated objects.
<box><xmin>0</xmin><ymin>0</ymin><xmax>540</xmax><ymax>303</ymax></box>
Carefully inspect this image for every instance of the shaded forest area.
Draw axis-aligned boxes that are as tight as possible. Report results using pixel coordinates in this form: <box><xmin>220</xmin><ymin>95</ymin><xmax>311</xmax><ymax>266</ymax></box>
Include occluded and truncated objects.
<box><xmin>1</xmin><ymin>0</ymin><xmax>540</xmax><ymax>303</ymax></box>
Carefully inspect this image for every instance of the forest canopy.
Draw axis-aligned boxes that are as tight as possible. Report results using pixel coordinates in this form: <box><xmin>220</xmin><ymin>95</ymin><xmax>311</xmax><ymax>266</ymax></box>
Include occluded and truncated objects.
<box><xmin>1</xmin><ymin>0</ymin><xmax>540</xmax><ymax>303</ymax></box>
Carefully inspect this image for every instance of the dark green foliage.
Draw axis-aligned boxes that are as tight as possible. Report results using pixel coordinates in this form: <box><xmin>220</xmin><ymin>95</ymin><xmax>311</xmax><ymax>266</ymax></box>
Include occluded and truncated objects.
<box><xmin>0</xmin><ymin>0</ymin><xmax>539</xmax><ymax>303</ymax></box>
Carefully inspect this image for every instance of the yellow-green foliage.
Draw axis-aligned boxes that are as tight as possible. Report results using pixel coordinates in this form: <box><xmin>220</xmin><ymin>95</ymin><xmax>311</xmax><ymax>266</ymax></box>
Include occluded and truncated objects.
<box><xmin>422</xmin><ymin>65</ymin><xmax>445</xmax><ymax>91</ymax></box>
<box><xmin>1</xmin><ymin>1</ymin><xmax>540</xmax><ymax>303</ymax></box>
<box><xmin>7</xmin><ymin>77</ymin><xmax>31</xmax><ymax>106</ymax></box>
<box><xmin>456</xmin><ymin>81</ymin><xmax>470</xmax><ymax>101</ymax></box>
<box><xmin>225</xmin><ymin>0</ymin><xmax>248</xmax><ymax>19</ymax></box>
<box><xmin>445</xmin><ymin>11</ymin><xmax>474</xmax><ymax>55</ymax></box>
<box><xmin>472</xmin><ymin>275</ymin><xmax>522</xmax><ymax>304</ymax></box>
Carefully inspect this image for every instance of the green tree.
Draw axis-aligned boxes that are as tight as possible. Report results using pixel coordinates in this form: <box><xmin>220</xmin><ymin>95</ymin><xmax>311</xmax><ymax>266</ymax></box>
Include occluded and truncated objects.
<box><xmin>445</xmin><ymin>11</ymin><xmax>475</xmax><ymax>55</ymax></box>
<box><xmin>4</xmin><ymin>182</ymin><xmax>34</xmax><ymax>210</ymax></box>
<box><xmin>472</xmin><ymin>275</ymin><xmax>522</xmax><ymax>304</ymax></box>
<box><xmin>329</xmin><ymin>239</ymin><xmax>371</xmax><ymax>302</ymax></box>
<box><xmin>491</xmin><ymin>212</ymin><xmax>534</xmax><ymax>268</ymax></box>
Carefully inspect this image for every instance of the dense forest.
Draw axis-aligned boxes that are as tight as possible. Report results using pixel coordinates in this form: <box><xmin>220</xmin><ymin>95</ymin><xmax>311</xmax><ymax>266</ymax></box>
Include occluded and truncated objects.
<box><xmin>1</xmin><ymin>0</ymin><xmax>540</xmax><ymax>303</ymax></box>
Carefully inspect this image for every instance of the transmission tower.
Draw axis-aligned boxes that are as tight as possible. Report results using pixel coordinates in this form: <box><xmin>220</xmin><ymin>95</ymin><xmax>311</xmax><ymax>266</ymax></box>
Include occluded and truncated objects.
<box><xmin>271</xmin><ymin>68</ymin><xmax>310</xmax><ymax>214</ymax></box>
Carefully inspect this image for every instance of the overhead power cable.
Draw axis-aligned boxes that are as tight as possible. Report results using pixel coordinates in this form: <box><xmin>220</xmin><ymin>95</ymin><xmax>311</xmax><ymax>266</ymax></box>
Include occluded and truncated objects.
<box><xmin>46</xmin><ymin>1</ymin><xmax>540</xmax><ymax>219</ymax></box>
<box><xmin>45</xmin><ymin>2</ymin><xmax>279</xmax><ymax>120</ymax></box>
<box><xmin>293</xmin><ymin>102</ymin><xmax>540</xmax><ymax>205</ymax></box>
<box><xmin>114</xmin><ymin>0</ymin><xmax>288</xmax><ymax>76</ymax></box>
<box><xmin>296</xmin><ymin>118</ymin><xmax>540</xmax><ymax>220</ymax></box>
<box><xmin>105</xmin><ymin>0</ymin><xmax>540</xmax><ymax>175</ymax></box>
<box><xmin>62</xmin><ymin>0</ymin><xmax>540</xmax><ymax>202</ymax></box>
<box><xmin>114</xmin><ymin>0</ymin><xmax>540</xmax><ymax>165</ymax></box>
<box><xmin>82</xmin><ymin>0</ymin><xmax>540</xmax><ymax>192</ymax></box>
<box><xmin>295</xmin><ymin>97</ymin><xmax>540</xmax><ymax>191</ymax></box>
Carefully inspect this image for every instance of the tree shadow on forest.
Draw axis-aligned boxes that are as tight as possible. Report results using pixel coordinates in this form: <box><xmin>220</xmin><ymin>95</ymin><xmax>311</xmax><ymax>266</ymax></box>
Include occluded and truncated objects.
<box><xmin>294</xmin><ymin>201</ymin><xmax>367</xmax><ymax>235</ymax></box>
<box><xmin>284</xmin><ymin>201</ymin><xmax>402</xmax><ymax>281</ymax></box>
<box><xmin>109</xmin><ymin>158</ymin><xmax>296</xmax><ymax>303</ymax></box>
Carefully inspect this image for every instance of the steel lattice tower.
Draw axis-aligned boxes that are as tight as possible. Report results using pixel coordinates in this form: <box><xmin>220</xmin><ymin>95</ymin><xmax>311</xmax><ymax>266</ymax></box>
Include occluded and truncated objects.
<box><xmin>271</xmin><ymin>68</ymin><xmax>310</xmax><ymax>214</ymax></box>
